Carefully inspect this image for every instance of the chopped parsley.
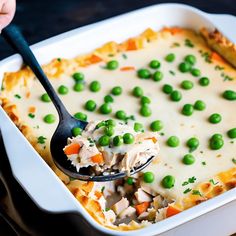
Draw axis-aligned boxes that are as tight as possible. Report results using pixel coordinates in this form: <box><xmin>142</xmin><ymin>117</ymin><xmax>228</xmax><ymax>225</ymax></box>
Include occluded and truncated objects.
<box><xmin>69</xmin><ymin>177</ymin><xmax>76</xmax><ymax>181</ymax></box>
<box><xmin>169</xmin><ymin>70</ymin><xmax>176</xmax><ymax>76</ymax></box>
<box><xmin>28</xmin><ymin>113</ymin><xmax>35</xmax><ymax>119</ymax></box>
<box><xmin>171</xmin><ymin>42</ymin><xmax>180</xmax><ymax>48</ymax></box>
<box><xmin>199</xmin><ymin>50</ymin><xmax>211</xmax><ymax>63</ymax></box>
<box><xmin>182</xmin><ymin>176</ymin><xmax>196</xmax><ymax>186</ymax></box>
<box><xmin>108</xmin><ymin>54</ymin><xmax>114</xmax><ymax>57</ymax></box>
<box><xmin>160</xmin><ymin>132</ymin><xmax>165</xmax><ymax>136</ymax></box>
<box><xmin>215</xmin><ymin>65</ymin><xmax>224</xmax><ymax>71</ymax></box>
<box><xmin>14</xmin><ymin>94</ymin><xmax>21</xmax><ymax>99</ymax></box>
<box><xmin>101</xmin><ymin>186</ymin><xmax>105</xmax><ymax>193</ymax></box>
<box><xmin>122</xmin><ymin>53</ymin><xmax>128</xmax><ymax>59</ymax></box>
<box><xmin>37</xmin><ymin>136</ymin><xmax>47</xmax><ymax>144</ymax></box>
<box><xmin>105</xmin><ymin>207</ymin><xmax>110</xmax><ymax>212</ymax></box>
<box><xmin>221</xmin><ymin>72</ymin><xmax>233</xmax><ymax>82</ymax></box>
<box><xmin>209</xmin><ymin>179</ymin><xmax>218</xmax><ymax>185</ymax></box>
<box><xmin>182</xmin><ymin>181</ymin><xmax>189</xmax><ymax>186</ymax></box>
<box><xmin>57</xmin><ymin>58</ymin><xmax>61</xmax><ymax>62</ymax></box>
<box><xmin>232</xmin><ymin>158</ymin><xmax>236</xmax><ymax>164</ymax></box>
<box><xmin>192</xmin><ymin>190</ymin><xmax>202</xmax><ymax>196</ymax></box>
<box><xmin>185</xmin><ymin>39</ymin><xmax>194</xmax><ymax>48</ymax></box>
<box><xmin>183</xmin><ymin>188</ymin><xmax>192</xmax><ymax>194</ymax></box>
<box><xmin>202</xmin><ymin>161</ymin><xmax>206</xmax><ymax>166</ymax></box>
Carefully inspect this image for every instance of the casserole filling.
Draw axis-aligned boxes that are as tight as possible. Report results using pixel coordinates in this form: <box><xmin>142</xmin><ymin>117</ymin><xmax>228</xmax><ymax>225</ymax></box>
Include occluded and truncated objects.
<box><xmin>0</xmin><ymin>26</ymin><xmax>236</xmax><ymax>230</ymax></box>
<box><xmin>64</xmin><ymin>120</ymin><xmax>159</xmax><ymax>174</ymax></box>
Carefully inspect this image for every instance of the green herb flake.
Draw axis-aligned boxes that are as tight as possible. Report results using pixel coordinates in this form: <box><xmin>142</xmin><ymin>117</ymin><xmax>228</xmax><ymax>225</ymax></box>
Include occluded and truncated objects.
<box><xmin>122</xmin><ymin>53</ymin><xmax>128</xmax><ymax>59</ymax></box>
<box><xmin>221</xmin><ymin>72</ymin><xmax>233</xmax><ymax>82</ymax></box>
<box><xmin>171</xmin><ymin>42</ymin><xmax>180</xmax><ymax>48</ymax></box>
<box><xmin>28</xmin><ymin>113</ymin><xmax>35</xmax><ymax>119</ymax></box>
<box><xmin>57</xmin><ymin>58</ymin><xmax>62</xmax><ymax>62</ymax></box>
<box><xmin>37</xmin><ymin>136</ymin><xmax>47</xmax><ymax>144</ymax></box>
<box><xmin>101</xmin><ymin>186</ymin><xmax>105</xmax><ymax>193</ymax></box>
<box><xmin>105</xmin><ymin>207</ymin><xmax>110</xmax><ymax>212</ymax></box>
<box><xmin>215</xmin><ymin>65</ymin><xmax>224</xmax><ymax>71</ymax></box>
<box><xmin>183</xmin><ymin>188</ymin><xmax>192</xmax><ymax>194</ymax></box>
<box><xmin>160</xmin><ymin>132</ymin><xmax>165</xmax><ymax>136</ymax></box>
<box><xmin>202</xmin><ymin>161</ymin><xmax>206</xmax><ymax>166</ymax></box>
<box><xmin>14</xmin><ymin>94</ymin><xmax>21</xmax><ymax>99</ymax></box>
<box><xmin>192</xmin><ymin>190</ymin><xmax>202</xmax><ymax>196</ymax></box>
<box><xmin>182</xmin><ymin>181</ymin><xmax>189</xmax><ymax>186</ymax></box>
<box><xmin>185</xmin><ymin>39</ymin><xmax>194</xmax><ymax>48</ymax></box>
<box><xmin>69</xmin><ymin>177</ymin><xmax>76</xmax><ymax>181</ymax></box>
<box><xmin>209</xmin><ymin>179</ymin><xmax>218</xmax><ymax>185</ymax></box>
<box><xmin>188</xmin><ymin>176</ymin><xmax>196</xmax><ymax>183</ymax></box>
<box><xmin>169</xmin><ymin>70</ymin><xmax>176</xmax><ymax>76</ymax></box>
<box><xmin>199</xmin><ymin>50</ymin><xmax>212</xmax><ymax>63</ymax></box>
<box><xmin>232</xmin><ymin>158</ymin><xmax>236</xmax><ymax>164</ymax></box>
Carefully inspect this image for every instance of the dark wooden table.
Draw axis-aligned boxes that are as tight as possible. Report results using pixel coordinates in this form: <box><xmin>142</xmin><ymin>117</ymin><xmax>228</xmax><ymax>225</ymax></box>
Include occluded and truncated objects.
<box><xmin>0</xmin><ymin>0</ymin><xmax>236</xmax><ymax>235</ymax></box>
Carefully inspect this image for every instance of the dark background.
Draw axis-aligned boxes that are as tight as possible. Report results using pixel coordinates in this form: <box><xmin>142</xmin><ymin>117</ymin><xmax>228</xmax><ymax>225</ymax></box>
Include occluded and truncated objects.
<box><xmin>1</xmin><ymin>0</ymin><xmax>236</xmax><ymax>60</ymax></box>
<box><xmin>0</xmin><ymin>0</ymin><xmax>236</xmax><ymax>235</ymax></box>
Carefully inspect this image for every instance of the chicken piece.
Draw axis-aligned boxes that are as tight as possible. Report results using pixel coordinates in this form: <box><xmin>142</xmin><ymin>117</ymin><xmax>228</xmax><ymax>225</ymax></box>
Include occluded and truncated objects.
<box><xmin>138</xmin><ymin>208</ymin><xmax>156</xmax><ymax>221</ymax></box>
<box><xmin>134</xmin><ymin>188</ymin><xmax>152</xmax><ymax>203</ymax></box>
<box><xmin>118</xmin><ymin>206</ymin><xmax>136</xmax><ymax>219</ymax></box>
<box><xmin>155</xmin><ymin>208</ymin><xmax>167</xmax><ymax>222</ymax></box>
<box><xmin>117</xmin><ymin>186</ymin><xmax>126</xmax><ymax>197</ymax></box>
<box><xmin>111</xmin><ymin>197</ymin><xmax>129</xmax><ymax>215</ymax></box>
<box><xmin>104</xmin><ymin>209</ymin><xmax>116</xmax><ymax>224</ymax></box>
<box><xmin>141</xmin><ymin>183</ymin><xmax>157</xmax><ymax>196</ymax></box>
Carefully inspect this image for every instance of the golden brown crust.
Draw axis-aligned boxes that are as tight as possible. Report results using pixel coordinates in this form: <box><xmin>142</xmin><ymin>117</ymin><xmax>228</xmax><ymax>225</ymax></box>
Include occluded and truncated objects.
<box><xmin>201</xmin><ymin>28</ymin><xmax>236</xmax><ymax>69</ymax></box>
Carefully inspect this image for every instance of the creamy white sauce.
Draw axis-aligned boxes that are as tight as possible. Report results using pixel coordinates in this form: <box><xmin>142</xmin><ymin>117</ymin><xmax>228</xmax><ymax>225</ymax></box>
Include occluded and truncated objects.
<box><xmin>9</xmin><ymin>32</ymin><xmax>236</xmax><ymax>200</ymax></box>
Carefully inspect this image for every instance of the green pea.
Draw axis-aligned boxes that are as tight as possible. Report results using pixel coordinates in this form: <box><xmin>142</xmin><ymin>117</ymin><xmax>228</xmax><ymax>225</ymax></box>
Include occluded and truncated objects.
<box><xmin>162</xmin><ymin>175</ymin><xmax>175</xmax><ymax>189</ymax></box>
<box><xmin>89</xmin><ymin>80</ymin><xmax>101</xmax><ymax>92</ymax></box>
<box><xmin>134</xmin><ymin>122</ymin><xmax>144</xmax><ymax>132</ymax></box>
<box><xmin>191</xmin><ymin>68</ymin><xmax>201</xmax><ymax>77</ymax></box>
<box><xmin>184</xmin><ymin>55</ymin><xmax>196</xmax><ymax>65</ymax></box>
<box><xmin>222</xmin><ymin>90</ymin><xmax>236</xmax><ymax>101</ymax></box>
<box><xmin>153</xmin><ymin>71</ymin><xmax>163</xmax><ymax>81</ymax></box>
<box><xmin>85</xmin><ymin>100</ymin><xmax>97</xmax><ymax>111</ymax></box>
<box><xmin>106</xmin><ymin>119</ymin><xmax>116</xmax><ymax>127</ymax></box>
<box><xmin>210</xmin><ymin>138</ymin><xmax>224</xmax><ymax>150</ymax></box>
<box><xmin>43</xmin><ymin>114</ymin><xmax>56</xmax><ymax>124</ymax></box>
<box><xmin>209</xmin><ymin>113</ymin><xmax>222</xmax><ymax>124</ymax></box>
<box><xmin>165</xmin><ymin>53</ymin><xmax>175</xmax><ymax>62</ymax></box>
<box><xmin>73</xmin><ymin>82</ymin><xmax>84</xmax><ymax>92</ymax></box>
<box><xmin>98</xmin><ymin>135</ymin><xmax>110</xmax><ymax>146</ymax></box>
<box><xmin>149</xmin><ymin>60</ymin><xmax>161</xmax><ymax>69</ymax></box>
<box><xmin>123</xmin><ymin>133</ymin><xmax>135</xmax><ymax>144</ymax></box>
<box><xmin>150</xmin><ymin>120</ymin><xmax>163</xmax><ymax>131</ymax></box>
<box><xmin>41</xmin><ymin>93</ymin><xmax>51</xmax><ymax>102</ymax></box>
<box><xmin>104</xmin><ymin>95</ymin><xmax>114</xmax><ymax>103</ymax></box>
<box><xmin>187</xmin><ymin>137</ymin><xmax>199</xmax><ymax>150</ymax></box>
<box><xmin>113</xmin><ymin>135</ymin><xmax>123</xmax><ymax>146</ymax></box>
<box><xmin>99</xmin><ymin>103</ymin><xmax>112</xmax><ymax>114</ymax></box>
<box><xmin>104</xmin><ymin>126</ymin><xmax>115</xmax><ymax>137</ymax></box>
<box><xmin>170</xmin><ymin>90</ymin><xmax>182</xmax><ymax>102</ymax></box>
<box><xmin>72</xmin><ymin>127</ymin><xmax>82</xmax><ymax>136</ymax></box>
<box><xmin>182</xmin><ymin>104</ymin><xmax>194</xmax><ymax>116</ymax></box>
<box><xmin>141</xmin><ymin>96</ymin><xmax>151</xmax><ymax>105</ymax></box>
<box><xmin>199</xmin><ymin>77</ymin><xmax>210</xmax><ymax>86</ymax></box>
<box><xmin>167</xmin><ymin>136</ymin><xmax>180</xmax><ymax>147</ymax></box>
<box><xmin>181</xmin><ymin>80</ymin><xmax>193</xmax><ymax>90</ymax></box>
<box><xmin>58</xmin><ymin>85</ymin><xmax>69</xmax><ymax>95</ymax></box>
<box><xmin>137</xmin><ymin>68</ymin><xmax>151</xmax><ymax>79</ymax></box>
<box><xmin>227</xmin><ymin>128</ymin><xmax>236</xmax><ymax>139</ymax></box>
<box><xmin>194</xmin><ymin>100</ymin><xmax>206</xmax><ymax>111</ymax></box>
<box><xmin>72</xmin><ymin>72</ymin><xmax>84</xmax><ymax>82</ymax></box>
<box><xmin>74</xmin><ymin>112</ymin><xmax>87</xmax><ymax>121</ymax></box>
<box><xmin>132</xmin><ymin>86</ymin><xmax>143</xmax><ymax>97</ymax></box>
<box><xmin>143</xmin><ymin>172</ymin><xmax>155</xmax><ymax>183</ymax></box>
<box><xmin>182</xmin><ymin>154</ymin><xmax>195</xmax><ymax>165</ymax></box>
<box><xmin>140</xmin><ymin>105</ymin><xmax>152</xmax><ymax>117</ymax></box>
<box><xmin>178</xmin><ymin>62</ymin><xmax>191</xmax><ymax>73</ymax></box>
<box><xmin>162</xmin><ymin>84</ymin><xmax>173</xmax><ymax>94</ymax></box>
<box><xmin>107</xmin><ymin>60</ymin><xmax>119</xmax><ymax>70</ymax></box>
<box><xmin>111</xmin><ymin>86</ymin><xmax>122</xmax><ymax>96</ymax></box>
<box><xmin>211</xmin><ymin>134</ymin><xmax>223</xmax><ymax>140</ymax></box>
<box><xmin>126</xmin><ymin>177</ymin><xmax>134</xmax><ymax>185</ymax></box>
<box><xmin>115</xmin><ymin>110</ymin><xmax>126</xmax><ymax>120</ymax></box>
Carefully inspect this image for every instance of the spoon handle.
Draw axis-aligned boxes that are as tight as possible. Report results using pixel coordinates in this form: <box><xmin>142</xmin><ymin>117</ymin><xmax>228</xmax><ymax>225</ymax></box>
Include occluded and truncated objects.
<box><xmin>2</xmin><ymin>25</ymin><xmax>70</xmax><ymax>120</ymax></box>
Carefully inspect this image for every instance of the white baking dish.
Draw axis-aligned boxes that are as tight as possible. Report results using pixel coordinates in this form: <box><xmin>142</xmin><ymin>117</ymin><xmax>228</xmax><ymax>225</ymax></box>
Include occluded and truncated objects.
<box><xmin>0</xmin><ymin>3</ymin><xmax>236</xmax><ymax>236</ymax></box>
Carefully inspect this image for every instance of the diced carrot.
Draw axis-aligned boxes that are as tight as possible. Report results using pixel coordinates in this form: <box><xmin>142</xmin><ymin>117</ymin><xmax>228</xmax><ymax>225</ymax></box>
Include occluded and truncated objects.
<box><xmin>145</xmin><ymin>137</ymin><xmax>157</xmax><ymax>143</ymax></box>
<box><xmin>210</xmin><ymin>52</ymin><xmax>225</xmax><ymax>63</ymax></box>
<box><xmin>94</xmin><ymin>191</ymin><xmax>103</xmax><ymax>199</ymax></box>
<box><xmin>162</xmin><ymin>27</ymin><xmax>182</xmax><ymax>35</ymax></box>
<box><xmin>88</xmin><ymin>54</ymin><xmax>102</xmax><ymax>64</ymax></box>
<box><xmin>135</xmin><ymin>202</ymin><xmax>150</xmax><ymax>215</ymax></box>
<box><xmin>26</xmin><ymin>91</ymin><xmax>31</xmax><ymax>98</ymax></box>
<box><xmin>91</xmin><ymin>153</ymin><xmax>104</xmax><ymax>164</ymax></box>
<box><xmin>126</xmin><ymin>39</ymin><xmax>138</xmax><ymax>51</ymax></box>
<box><xmin>64</xmin><ymin>143</ymin><xmax>81</xmax><ymax>155</ymax></box>
<box><xmin>166</xmin><ymin>205</ymin><xmax>181</xmax><ymax>218</ymax></box>
<box><xmin>120</xmin><ymin>66</ymin><xmax>135</xmax><ymax>71</ymax></box>
<box><xmin>81</xmin><ymin>182</ymin><xmax>94</xmax><ymax>193</ymax></box>
<box><xmin>28</xmin><ymin>106</ymin><xmax>36</xmax><ymax>113</ymax></box>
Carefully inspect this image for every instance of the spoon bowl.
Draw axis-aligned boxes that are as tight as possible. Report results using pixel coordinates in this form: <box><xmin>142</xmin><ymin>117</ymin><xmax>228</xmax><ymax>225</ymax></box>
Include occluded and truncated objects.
<box><xmin>2</xmin><ymin>25</ymin><xmax>155</xmax><ymax>181</ymax></box>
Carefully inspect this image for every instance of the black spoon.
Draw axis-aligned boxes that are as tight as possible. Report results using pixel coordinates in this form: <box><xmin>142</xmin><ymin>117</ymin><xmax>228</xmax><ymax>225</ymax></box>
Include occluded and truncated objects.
<box><xmin>1</xmin><ymin>25</ymin><xmax>154</xmax><ymax>181</ymax></box>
